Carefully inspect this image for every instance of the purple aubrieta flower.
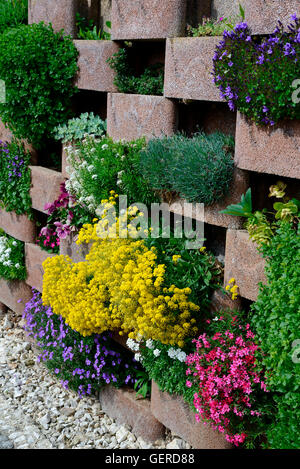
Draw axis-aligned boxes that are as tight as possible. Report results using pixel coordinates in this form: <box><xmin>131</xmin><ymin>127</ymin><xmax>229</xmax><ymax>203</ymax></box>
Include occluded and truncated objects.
<box><xmin>246</xmin><ymin>96</ymin><xmax>252</xmax><ymax>103</ymax></box>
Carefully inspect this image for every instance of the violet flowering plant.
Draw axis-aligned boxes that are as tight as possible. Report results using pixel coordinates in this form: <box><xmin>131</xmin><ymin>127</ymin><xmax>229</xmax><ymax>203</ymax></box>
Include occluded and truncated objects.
<box><xmin>23</xmin><ymin>290</ymin><xmax>141</xmax><ymax>397</ymax></box>
<box><xmin>37</xmin><ymin>182</ymin><xmax>92</xmax><ymax>253</ymax></box>
<box><xmin>213</xmin><ymin>15</ymin><xmax>300</xmax><ymax>126</ymax></box>
<box><xmin>0</xmin><ymin>139</ymin><xmax>32</xmax><ymax>217</ymax></box>
<box><xmin>186</xmin><ymin>311</ymin><xmax>270</xmax><ymax>448</ymax></box>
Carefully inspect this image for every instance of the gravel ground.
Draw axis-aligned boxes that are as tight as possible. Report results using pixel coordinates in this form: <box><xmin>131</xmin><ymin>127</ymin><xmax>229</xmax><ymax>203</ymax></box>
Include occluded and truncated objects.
<box><xmin>0</xmin><ymin>311</ymin><xmax>189</xmax><ymax>450</ymax></box>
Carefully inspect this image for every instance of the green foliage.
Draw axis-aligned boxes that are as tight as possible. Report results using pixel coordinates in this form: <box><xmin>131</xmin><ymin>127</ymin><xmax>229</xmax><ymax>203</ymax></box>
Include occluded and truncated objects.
<box><xmin>265</xmin><ymin>393</ymin><xmax>300</xmax><ymax>449</ymax></box>
<box><xmin>0</xmin><ymin>0</ymin><xmax>27</xmax><ymax>34</ymax></box>
<box><xmin>76</xmin><ymin>13</ymin><xmax>111</xmax><ymax>40</ymax></box>
<box><xmin>54</xmin><ymin>113</ymin><xmax>107</xmax><ymax>143</ymax></box>
<box><xmin>221</xmin><ymin>188</ymin><xmax>252</xmax><ymax>217</ymax></box>
<box><xmin>0</xmin><ymin>23</ymin><xmax>79</xmax><ymax>148</ymax></box>
<box><xmin>0</xmin><ymin>230</ymin><xmax>26</xmax><ymax>280</ymax></box>
<box><xmin>107</xmin><ymin>47</ymin><xmax>164</xmax><ymax>96</ymax></box>
<box><xmin>187</xmin><ymin>5</ymin><xmax>244</xmax><ymax>37</ymax></box>
<box><xmin>145</xmin><ymin>236</ymin><xmax>221</xmax><ymax>308</ymax></box>
<box><xmin>0</xmin><ymin>139</ymin><xmax>32</xmax><ymax>216</ymax></box>
<box><xmin>134</xmin><ymin>370</ymin><xmax>151</xmax><ymax>398</ymax></box>
<box><xmin>140</xmin><ymin>132</ymin><xmax>234</xmax><ymax>205</ymax></box>
<box><xmin>67</xmin><ymin>136</ymin><xmax>159</xmax><ymax>210</ymax></box>
<box><xmin>139</xmin><ymin>339</ymin><xmax>196</xmax><ymax>406</ymax></box>
<box><xmin>221</xmin><ymin>182</ymin><xmax>300</xmax><ymax>246</ymax></box>
<box><xmin>251</xmin><ymin>221</ymin><xmax>300</xmax><ymax>448</ymax></box>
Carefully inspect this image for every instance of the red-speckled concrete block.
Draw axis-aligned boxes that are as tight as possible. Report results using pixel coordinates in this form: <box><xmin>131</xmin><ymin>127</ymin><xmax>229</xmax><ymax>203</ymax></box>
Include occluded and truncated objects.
<box><xmin>99</xmin><ymin>385</ymin><xmax>165</xmax><ymax>443</ymax></box>
<box><xmin>111</xmin><ymin>0</ymin><xmax>187</xmax><ymax>40</ymax></box>
<box><xmin>224</xmin><ymin>229</ymin><xmax>266</xmax><ymax>302</ymax></box>
<box><xmin>107</xmin><ymin>93</ymin><xmax>178</xmax><ymax>141</ymax></box>
<box><xmin>151</xmin><ymin>381</ymin><xmax>231</xmax><ymax>449</ymax></box>
<box><xmin>29</xmin><ymin>166</ymin><xmax>65</xmax><ymax>214</ymax></box>
<box><xmin>164</xmin><ymin>37</ymin><xmax>223</xmax><ymax>102</ymax></box>
<box><xmin>167</xmin><ymin>169</ymin><xmax>249</xmax><ymax>229</ymax></box>
<box><xmin>235</xmin><ymin>113</ymin><xmax>300</xmax><ymax>179</ymax></box>
<box><xmin>210</xmin><ymin>289</ymin><xmax>243</xmax><ymax>314</ymax></box>
<box><xmin>0</xmin><ymin>302</ymin><xmax>7</xmax><ymax>315</ymax></box>
<box><xmin>0</xmin><ymin>278</ymin><xmax>32</xmax><ymax>315</ymax></box>
<box><xmin>59</xmin><ymin>231</ymin><xmax>91</xmax><ymax>263</ymax></box>
<box><xmin>74</xmin><ymin>40</ymin><xmax>119</xmax><ymax>92</ymax></box>
<box><xmin>28</xmin><ymin>0</ymin><xmax>77</xmax><ymax>36</ymax></box>
<box><xmin>0</xmin><ymin>209</ymin><xmax>36</xmax><ymax>243</ymax></box>
<box><xmin>25</xmin><ymin>243</ymin><xmax>56</xmax><ymax>293</ymax></box>
<box><xmin>212</xmin><ymin>0</ymin><xmax>299</xmax><ymax>34</ymax></box>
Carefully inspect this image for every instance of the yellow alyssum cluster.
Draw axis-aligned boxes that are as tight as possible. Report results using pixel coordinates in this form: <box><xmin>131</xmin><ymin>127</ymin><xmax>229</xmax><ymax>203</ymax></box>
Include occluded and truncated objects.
<box><xmin>42</xmin><ymin>195</ymin><xmax>199</xmax><ymax>347</ymax></box>
<box><xmin>225</xmin><ymin>278</ymin><xmax>240</xmax><ymax>300</ymax></box>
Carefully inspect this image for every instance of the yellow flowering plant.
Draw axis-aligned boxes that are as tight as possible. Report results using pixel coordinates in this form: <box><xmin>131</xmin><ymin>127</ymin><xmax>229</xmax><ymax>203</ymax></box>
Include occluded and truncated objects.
<box><xmin>42</xmin><ymin>193</ymin><xmax>220</xmax><ymax>347</ymax></box>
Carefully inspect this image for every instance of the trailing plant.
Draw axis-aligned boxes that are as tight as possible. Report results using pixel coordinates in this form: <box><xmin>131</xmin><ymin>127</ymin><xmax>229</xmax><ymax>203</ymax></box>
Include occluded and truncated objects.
<box><xmin>186</xmin><ymin>311</ymin><xmax>270</xmax><ymax>447</ymax></box>
<box><xmin>223</xmin><ymin>183</ymin><xmax>300</xmax><ymax>448</ymax></box>
<box><xmin>54</xmin><ymin>113</ymin><xmax>107</xmax><ymax>144</ymax></box>
<box><xmin>23</xmin><ymin>290</ymin><xmax>141</xmax><ymax>398</ymax></box>
<box><xmin>42</xmin><ymin>194</ymin><xmax>219</xmax><ymax>347</ymax></box>
<box><xmin>0</xmin><ymin>139</ymin><xmax>32</xmax><ymax>217</ymax></box>
<box><xmin>76</xmin><ymin>13</ymin><xmax>111</xmax><ymax>40</ymax></box>
<box><xmin>213</xmin><ymin>15</ymin><xmax>300</xmax><ymax>126</ymax></box>
<box><xmin>37</xmin><ymin>182</ymin><xmax>92</xmax><ymax>254</ymax></box>
<box><xmin>140</xmin><ymin>132</ymin><xmax>234</xmax><ymax>205</ymax></box>
<box><xmin>0</xmin><ymin>0</ymin><xmax>27</xmax><ymax>35</ymax></box>
<box><xmin>65</xmin><ymin>135</ymin><xmax>159</xmax><ymax>212</ymax></box>
<box><xmin>0</xmin><ymin>23</ymin><xmax>78</xmax><ymax>148</ymax></box>
<box><xmin>107</xmin><ymin>47</ymin><xmax>164</xmax><ymax>95</ymax></box>
<box><xmin>0</xmin><ymin>229</ymin><xmax>26</xmax><ymax>280</ymax></box>
<box><xmin>251</xmin><ymin>221</ymin><xmax>300</xmax><ymax>449</ymax></box>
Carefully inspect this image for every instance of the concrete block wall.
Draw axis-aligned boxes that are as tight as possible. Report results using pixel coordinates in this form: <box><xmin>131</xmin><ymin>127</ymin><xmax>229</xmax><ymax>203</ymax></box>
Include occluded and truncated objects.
<box><xmin>0</xmin><ymin>0</ymin><xmax>298</xmax><ymax>448</ymax></box>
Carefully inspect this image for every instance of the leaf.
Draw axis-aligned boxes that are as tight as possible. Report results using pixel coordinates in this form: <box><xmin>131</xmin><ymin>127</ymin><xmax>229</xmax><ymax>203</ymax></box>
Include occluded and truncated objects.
<box><xmin>239</xmin><ymin>3</ymin><xmax>245</xmax><ymax>20</ymax></box>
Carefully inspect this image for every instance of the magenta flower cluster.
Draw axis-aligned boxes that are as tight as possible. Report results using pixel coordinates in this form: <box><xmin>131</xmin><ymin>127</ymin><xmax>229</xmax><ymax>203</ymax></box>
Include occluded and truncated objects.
<box><xmin>186</xmin><ymin>314</ymin><xmax>268</xmax><ymax>446</ymax></box>
<box><xmin>213</xmin><ymin>15</ymin><xmax>300</xmax><ymax>126</ymax></box>
<box><xmin>23</xmin><ymin>290</ymin><xmax>139</xmax><ymax>397</ymax></box>
<box><xmin>37</xmin><ymin>182</ymin><xmax>90</xmax><ymax>253</ymax></box>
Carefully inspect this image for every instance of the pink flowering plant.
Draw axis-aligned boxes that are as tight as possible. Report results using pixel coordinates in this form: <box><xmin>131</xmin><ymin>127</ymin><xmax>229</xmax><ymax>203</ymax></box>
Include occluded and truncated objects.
<box><xmin>186</xmin><ymin>311</ymin><xmax>270</xmax><ymax>447</ymax></box>
<box><xmin>37</xmin><ymin>182</ymin><xmax>92</xmax><ymax>253</ymax></box>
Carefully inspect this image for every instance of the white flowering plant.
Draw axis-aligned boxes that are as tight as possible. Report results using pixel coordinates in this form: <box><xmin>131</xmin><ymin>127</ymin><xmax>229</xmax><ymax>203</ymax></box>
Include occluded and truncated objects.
<box><xmin>126</xmin><ymin>336</ymin><xmax>196</xmax><ymax>405</ymax></box>
<box><xmin>65</xmin><ymin>135</ymin><xmax>159</xmax><ymax>212</ymax></box>
<box><xmin>0</xmin><ymin>230</ymin><xmax>26</xmax><ymax>280</ymax></box>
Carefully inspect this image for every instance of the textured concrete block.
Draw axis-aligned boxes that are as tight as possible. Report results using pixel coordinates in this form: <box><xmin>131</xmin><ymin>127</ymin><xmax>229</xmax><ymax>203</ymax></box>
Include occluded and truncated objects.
<box><xmin>0</xmin><ymin>278</ymin><xmax>32</xmax><ymax>315</ymax></box>
<box><xmin>28</xmin><ymin>0</ymin><xmax>77</xmax><ymax>36</ymax></box>
<box><xmin>167</xmin><ymin>168</ymin><xmax>249</xmax><ymax>229</ymax></box>
<box><xmin>107</xmin><ymin>93</ymin><xmax>178</xmax><ymax>142</ymax></box>
<box><xmin>25</xmin><ymin>243</ymin><xmax>56</xmax><ymax>293</ymax></box>
<box><xmin>210</xmin><ymin>289</ymin><xmax>243</xmax><ymax>314</ymax></box>
<box><xmin>74</xmin><ymin>40</ymin><xmax>119</xmax><ymax>92</ymax></box>
<box><xmin>111</xmin><ymin>0</ymin><xmax>187</xmax><ymax>40</ymax></box>
<box><xmin>212</xmin><ymin>0</ymin><xmax>300</xmax><ymax>34</ymax></box>
<box><xmin>164</xmin><ymin>37</ymin><xmax>223</xmax><ymax>102</ymax></box>
<box><xmin>0</xmin><ymin>209</ymin><xmax>36</xmax><ymax>243</ymax></box>
<box><xmin>29</xmin><ymin>166</ymin><xmax>65</xmax><ymax>214</ymax></box>
<box><xmin>235</xmin><ymin>112</ymin><xmax>300</xmax><ymax>179</ymax></box>
<box><xmin>99</xmin><ymin>385</ymin><xmax>165</xmax><ymax>443</ymax></box>
<box><xmin>224</xmin><ymin>229</ymin><xmax>266</xmax><ymax>302</ymax></box>
<box><xmin>59</xmin><ymin>231</ymin><xmax>91</xmax><ymax>263</ymax></box>
<box><xmin>151</xmin><ymin>381</ymin><xmax>231</xmax><ymax>449</ymax></box>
